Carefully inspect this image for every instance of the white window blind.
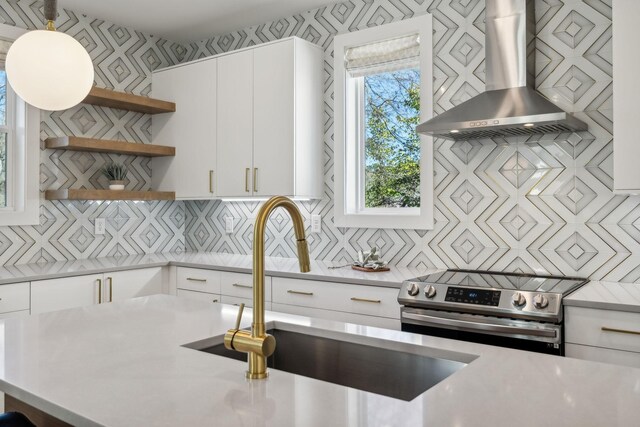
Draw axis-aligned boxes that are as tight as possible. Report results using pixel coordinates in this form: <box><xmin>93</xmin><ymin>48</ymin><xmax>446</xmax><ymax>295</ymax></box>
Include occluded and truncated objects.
<box><xmin>0</xmin><ymin>39</ymin><xmax>11</xmax><ymax>64</ymax></box>
<box><xmin>344</xmin><ymin>33</ymin><xmax>420</xmax><ymax>78</ymax></box>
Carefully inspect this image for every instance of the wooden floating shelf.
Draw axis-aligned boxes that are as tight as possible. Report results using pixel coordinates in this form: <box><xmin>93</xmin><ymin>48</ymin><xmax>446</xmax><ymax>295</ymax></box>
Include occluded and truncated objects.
<box><xmin>45</xmin><ymin>136</ymin><xmax>175</xmax><ymax>157</ymax></box>
<box><xmin>45</xmin><ymin>189</ymin><xmax>175</xmax><ymax>201</ymax></box>
<box><xmin>82</xmin><ymin>86</ymin><xmax>176</xmax><ymax>114</ymax></box>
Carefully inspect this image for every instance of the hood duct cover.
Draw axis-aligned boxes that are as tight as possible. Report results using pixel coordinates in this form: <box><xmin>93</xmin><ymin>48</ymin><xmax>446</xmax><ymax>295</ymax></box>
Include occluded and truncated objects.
<box><xmin>417</xmin><ymin>0</ymin><xmax>587</xmax><ymax>141</ymax></box>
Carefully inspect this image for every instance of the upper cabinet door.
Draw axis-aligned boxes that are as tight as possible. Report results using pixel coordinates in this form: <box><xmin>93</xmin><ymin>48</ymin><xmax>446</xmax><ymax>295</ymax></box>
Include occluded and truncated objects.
<box><xmin>613</xmin><ymin>0</ymin><xmax>640</xmax><ymax>193</ymax></box>
<box><xmin>152</xmin><ymin>59</ymin><xmax>217</xmax><ymax>199</ymax></box>
<box><xmin>253</xmin><ymin>39</ymin><xmax>295</xmax><ymax>197</ymax></box>
<box><xmin>217</xmin><ymin>50</ymin><xmax>255</xmax><ymax>197</ymax></box>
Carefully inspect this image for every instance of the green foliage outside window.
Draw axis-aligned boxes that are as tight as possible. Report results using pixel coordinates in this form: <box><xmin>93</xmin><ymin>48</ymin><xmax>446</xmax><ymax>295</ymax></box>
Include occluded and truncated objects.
<box><xmin>364</xmin><ymin>68</ymin><xmax>421</xmax><ymax>208</ymax></box>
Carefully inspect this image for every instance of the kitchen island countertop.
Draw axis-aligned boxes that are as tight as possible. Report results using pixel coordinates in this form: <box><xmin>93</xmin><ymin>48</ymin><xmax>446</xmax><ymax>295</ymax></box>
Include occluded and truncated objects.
<box><xmin>0</xmin><ymin>295</ymin><xmax>638</xmax><ymax>426</ymax></box>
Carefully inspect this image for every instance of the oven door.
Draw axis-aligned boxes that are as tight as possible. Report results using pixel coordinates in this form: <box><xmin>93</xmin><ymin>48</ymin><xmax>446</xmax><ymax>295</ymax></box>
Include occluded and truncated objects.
<box><xmin>401</xmin><ymin>307</ymin><xmax>563</xmax><ymax>355</ymax></box>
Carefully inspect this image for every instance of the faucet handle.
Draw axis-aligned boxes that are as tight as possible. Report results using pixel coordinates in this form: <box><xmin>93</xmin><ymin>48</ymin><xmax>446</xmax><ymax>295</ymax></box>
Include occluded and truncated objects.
<box><xmin>234</xmin><ymin>303</ymin><xmax>245</xmax><ymax>330</ymax></box>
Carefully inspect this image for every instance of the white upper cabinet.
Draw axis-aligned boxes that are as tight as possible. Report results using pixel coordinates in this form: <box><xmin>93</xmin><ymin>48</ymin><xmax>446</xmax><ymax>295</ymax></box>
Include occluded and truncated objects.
<box><xmin>216</xmin><ymin>49</ymin><xmax>254</xmax><ymax>197</ymax></box>
<box><xmin>152</xmin><ymin>37</ymin><xmax>323</xmax><ymax>200</ymax></box>
<box><xmin>252</xmin><ymin>40</ymin><xmax>296</xmax><ymax>196</ymax></box>
<box><xmin>613</xmin><ymin>0</ymin><xmax>640</xmax><ymax>193</ymax></box>
<box><xmin>152</xmin><ymin>58</ymin><xmax>217</xmax><ymax>199</ymax></box>
<box><xmin>217</xmin><ymin>38</ymin><xmax>323</xmax><ymax>199</ymax></box>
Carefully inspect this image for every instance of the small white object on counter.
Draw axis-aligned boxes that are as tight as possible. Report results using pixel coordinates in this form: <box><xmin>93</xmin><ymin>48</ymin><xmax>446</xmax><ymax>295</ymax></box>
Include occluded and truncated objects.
<box><xmin>1</xmin><ymin>295</ymin><xmax>639</xmax><ymax>427</ymax></box>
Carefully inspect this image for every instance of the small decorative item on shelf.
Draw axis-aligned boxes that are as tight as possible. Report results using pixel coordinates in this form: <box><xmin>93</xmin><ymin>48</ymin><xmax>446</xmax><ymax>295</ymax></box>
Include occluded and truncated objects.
<box><xmin>329</xmin><ymin>246</ymin><xmax>390</xmax><ymax>272</ymax></box>
<box><xmin>101</xmin><ymin>162</ymin><xmax>128</xmax><ymax>190</ymax></box>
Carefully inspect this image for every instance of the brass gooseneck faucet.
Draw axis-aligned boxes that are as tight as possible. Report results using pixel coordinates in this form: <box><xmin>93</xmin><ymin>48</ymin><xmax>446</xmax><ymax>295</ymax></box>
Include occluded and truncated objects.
<box><xmin>224</xmin><ymin>196</ymin><xmax>310</xmax><ymax>379</ymax></box>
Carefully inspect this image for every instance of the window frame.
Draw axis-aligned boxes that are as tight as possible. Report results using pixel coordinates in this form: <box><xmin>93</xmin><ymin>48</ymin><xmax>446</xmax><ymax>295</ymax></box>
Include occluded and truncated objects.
<box><xmin>0</xmin><ymin>23</ymin><xmax>39</xmax><ymax>226</ymax></box>
<box><xmin>333</xmin><ymin>15</ymin><xmax>434</xmax><ymax>230</ymax></box>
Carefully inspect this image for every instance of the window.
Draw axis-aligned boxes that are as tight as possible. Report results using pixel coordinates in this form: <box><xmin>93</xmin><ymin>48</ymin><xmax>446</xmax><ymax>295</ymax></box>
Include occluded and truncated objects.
<box><xmin>0</xmin><ymin>23</ymin><xmax>39</xmax><ymax>226</ymax></box>
<box><xmin>334</xmin><ymin>15</ymin><xmax>433</xmax><ymax>229</ymax></box>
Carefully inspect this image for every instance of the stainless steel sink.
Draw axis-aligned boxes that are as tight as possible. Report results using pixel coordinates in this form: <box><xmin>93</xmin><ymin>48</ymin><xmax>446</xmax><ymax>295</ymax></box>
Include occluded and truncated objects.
<box><xmin>185</xmin><ymin>323</ymin><xmax>472</xmax><ymax>401</ymax></box>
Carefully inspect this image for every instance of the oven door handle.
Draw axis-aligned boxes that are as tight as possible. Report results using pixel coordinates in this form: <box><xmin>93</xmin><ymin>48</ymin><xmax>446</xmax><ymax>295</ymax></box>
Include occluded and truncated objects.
<box><xmin>402</xmin><ymin>310</ymin><xmax>558</xmax><ymax>339</ymax></box>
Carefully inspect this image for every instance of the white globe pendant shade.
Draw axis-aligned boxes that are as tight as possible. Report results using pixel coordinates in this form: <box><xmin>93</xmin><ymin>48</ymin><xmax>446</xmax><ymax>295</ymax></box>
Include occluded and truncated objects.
<box><xmin>5</xmin><ymin>29</ymin><xmax>94</xmax><ymax>111</ymax></box>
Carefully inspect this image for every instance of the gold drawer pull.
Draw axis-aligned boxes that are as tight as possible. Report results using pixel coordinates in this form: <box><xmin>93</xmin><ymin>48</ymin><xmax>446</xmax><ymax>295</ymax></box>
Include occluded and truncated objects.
<box><xmin>97</xmin><ymin>278</ymin><xmax>102</xmax><ymax>304</ymax></box>
<box><xmin>351</xmin><ymin>297</ymin><xmax>381</xmax><ymax>304</ymax></box>
<box><xmin>287</xmin><ymin>290</ymin><xmax>313</xmax><ymax>296</ymax></box>
<box><xmin>186</xmin><ymin>277</ymin><xmax>207</xmax><ymax>283</ymax></box>
<box><xmin>209</xmin><ymin>170</ymin><xmax>215</xmax><ymax>193</ymax></box>
<box><xmin>245</xmin><ymin>168</ymin><xmax>250</xmax><ymax>192</ymax></box>
<box><xmin>232</xmin><ymin>283</ymin><xmax>252</xmax><ymax>289</ymax></box>
<box><xmin>601</xmin><ymin>326</ymin><xmax>640</xmax><ymax>336</ymax></box>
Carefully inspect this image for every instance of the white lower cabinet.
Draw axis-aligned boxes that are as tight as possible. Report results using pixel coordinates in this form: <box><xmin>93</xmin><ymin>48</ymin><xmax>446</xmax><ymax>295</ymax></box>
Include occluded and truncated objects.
<box><xmin>272</xmin><ymin>277</ymin><xmax>401</xmax><ymax>330</ymax></box>
<box><xmin>0</xmin><ymin>282</ymin><xmax>30</xmax><ymax>316</ymax></box>
<box><xmin>176</xmin><ymin>289</ymin><xmax>220</xmax><ymax>303</ymax></box>
<box><xmin>105</xmin><ymin>268</ymin><xmax>165</xmax><ymax>302</ymax></box>
<box><xmin>565</xmin><ymin>306</ymin><xmax>640</xmax><ymax>368</ymax></box>
<box><xmin>31</xmin><ymin>268</ymin><xmax>167</xmax><ymax>314</ymax></box>
<box><xmin>220</xmin><ymin>295</ymin><xmax>272</xmax><ymax>311</ymax></box>
<box><xmin>31</xmin><ymin>274</ymin><xmax>103</xmax><ymax>314</ymax></box>
<box><xmin>176</xmin><ymin>268</ymin><xmax>221</xmax><ymax>294</ymax></box>
<box><xmin>175</xmin><ymin>268</ymin><xmax>400</xmax><ymax>329</ymax></box>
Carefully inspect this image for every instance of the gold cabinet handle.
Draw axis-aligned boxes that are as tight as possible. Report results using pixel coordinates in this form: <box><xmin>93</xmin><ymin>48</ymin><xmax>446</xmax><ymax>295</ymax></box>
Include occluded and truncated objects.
<box><xmin>209</xmin><ymin>170</ymin><xmax>215</xmax><ymax>194</ymax></box>
<box><xmin>253</xmin><ymin>168</ymin><xmax>258</xmax><ymax>192</ymax></box>
<box><xmin>186</xmin><ymin>277</ymin><xmax>207</xmax><ymax>283</ymax></box>
<box><xmin>601</xmin><ymin>326</ymin><xmax>640</xmax><ymax>336</ymax></box>
<box><xmin>97</xmin><ymin>278</ymin><xmax>102</xmax><ymax>304</ymax></box>
<box><xmin>232</xmin><ymin>283</ymin><xmax>252</xmax><ymax>289</ymax></box>
<box><xmin>287</xmin><ymin>290</ymin><xmax>313</xmax><ymax>296</ymax></box>
<box><xmin>245</xmin><ymin>168</ymin><xmax>250</xmax><ymax>192</ymax></box>
<box><xmin>108</xmin><ymin>277</ymin><xmax>113</xmax><ymax>302</ymax></box>
<box><xmin>351</xmin><ymin>297</ymin><xmax>381</xmax><ymax>304</ymax></box>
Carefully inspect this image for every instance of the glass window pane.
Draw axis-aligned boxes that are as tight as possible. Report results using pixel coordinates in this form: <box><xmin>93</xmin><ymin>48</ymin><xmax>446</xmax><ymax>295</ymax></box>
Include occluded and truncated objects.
<box><xmin>0</xmin><ymin>70</ymin><xmax>6</xmax><ymax>126</ymax></box>
<box><xmin>0</xmin><ymin>132</ymin><xmax>6</xmax><ymax>207</ymax></box>
<box><xmin>363</xmin><ymin>68</ymin><xmax>421</xmax><ymax>208</ymax></box>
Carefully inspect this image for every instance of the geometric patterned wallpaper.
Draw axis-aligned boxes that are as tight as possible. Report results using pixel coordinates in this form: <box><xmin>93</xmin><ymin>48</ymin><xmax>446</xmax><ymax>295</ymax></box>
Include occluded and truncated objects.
<box><xmin>182</xmin><ymin>0</ymin><xmax>640</xmax><ymax>283</ymax></box>
<box><xmin>0</xmin><ymin>0</ymin><xmax>187</xmax><ymax>265</ymax></box>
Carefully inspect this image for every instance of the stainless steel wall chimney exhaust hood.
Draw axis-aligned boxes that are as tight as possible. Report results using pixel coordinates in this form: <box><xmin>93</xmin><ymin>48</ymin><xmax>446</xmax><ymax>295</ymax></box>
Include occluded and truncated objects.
<box><xmin>417</xmin><ymin>0</ymin><xmax>587</xmax><ymax>141</ymax></box>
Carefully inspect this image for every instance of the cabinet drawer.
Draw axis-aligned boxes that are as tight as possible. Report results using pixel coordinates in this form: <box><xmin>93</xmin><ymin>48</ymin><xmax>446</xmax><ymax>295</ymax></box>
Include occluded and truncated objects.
<box><xmin>271</xmin><ymin>303</ymin><xmax>400</xmax><ymax>330</ymax></box>
<box><xmin>176</xmin><ymin>268</ymin><xmax>221</xmax><ymax>294</ymax></box>
<box><xmin>0</xmin><ymin>282</ymin><xmax>30</xmax><ymax>314</ymax></box>
<box><xmin>565</xmin><ymin>307</ymin><xmax>640</xmax><ymax>353</ymax></box>
<box><xmin>221</xmin><ymin>295</ymin><xmax>271</xmax><ymax>311</ymax></box>
<box><xmin>272</xmin><ymin>277</ymin><xmax>400</xmax><ymax>319</ymax></box>
<box><xmin>566</xmin><ymin>343</ymin><xmax>640</xmax><ymax>369</ymax></box>
<box><xmin>176</xmin><ymin>289</ymin><xmax>220</xmax><ymax>303</ymax></box>
<box><xmin>220</xmin><ymin>272</ymin><xmax>271</xmax><ymax>300</ymax></box>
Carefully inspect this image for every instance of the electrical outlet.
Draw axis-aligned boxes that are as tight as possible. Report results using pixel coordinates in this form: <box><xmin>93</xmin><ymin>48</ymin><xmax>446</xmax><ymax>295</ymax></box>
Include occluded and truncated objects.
<box><xmin>95</xmin><ymin>218</ymin><xmax>106</xmax><ymax>235</ymax></box>
<box><xmin>225</xmin><ymin>217</ymin><xmax>234</xmax><ymax>233</ymax></box>
<box><xmin>311</xmin><ymin>215</ymin><xmax>322</xmax><ymax>233</ymax></box>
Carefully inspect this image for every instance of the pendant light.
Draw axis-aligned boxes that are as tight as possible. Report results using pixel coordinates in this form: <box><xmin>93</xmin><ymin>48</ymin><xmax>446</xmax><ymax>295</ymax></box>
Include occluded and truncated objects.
<box><xmin>5</xmin><ymin>0</ymin><xmax>94</xmax><ymax>111</ymax></box>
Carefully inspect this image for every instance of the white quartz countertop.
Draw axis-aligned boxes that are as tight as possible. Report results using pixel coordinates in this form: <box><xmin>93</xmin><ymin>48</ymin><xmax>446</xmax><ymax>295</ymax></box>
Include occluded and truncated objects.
<box><xmin>0</xmin><ymin>295</ymin><xmax>638</xmax><ymax>426</ymax></box>
<box><xmin>564</xmin><ymin>280</ymin><xmax>640</xmax><ymax>313</ymax></box>
<box><xmin>0</xmin><ymin>252</ymin><xmax>432</xmax><ymax>288</ymax></box>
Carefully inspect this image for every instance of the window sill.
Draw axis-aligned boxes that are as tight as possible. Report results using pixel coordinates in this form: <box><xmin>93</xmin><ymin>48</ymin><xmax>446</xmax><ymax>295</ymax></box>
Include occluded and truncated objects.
<box><xmin>335</xmin><ymin>210</ymin><xmax>433</xmax><ymax>230</ymax></box>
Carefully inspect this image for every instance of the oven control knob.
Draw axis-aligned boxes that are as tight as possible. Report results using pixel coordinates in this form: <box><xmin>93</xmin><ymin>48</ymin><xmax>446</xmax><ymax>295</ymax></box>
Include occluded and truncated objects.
<box><xmin>407</xmin><ymin>283</ymin><xmax>419</xmax><ymax>296</ymax></box>
<box><xmin>533</xmin><ymin>294</ymin><xmax>549</xmax><ymax>309</ymax></box>
<box><xmin>512</xmin><ymin>292</ymin><xmax>526</xmax><ymax>307</ymax></box>
<box><xmin>424</xmin><ymin>285</ymin><xmax>437</xmax><ymax>299</ymax></box>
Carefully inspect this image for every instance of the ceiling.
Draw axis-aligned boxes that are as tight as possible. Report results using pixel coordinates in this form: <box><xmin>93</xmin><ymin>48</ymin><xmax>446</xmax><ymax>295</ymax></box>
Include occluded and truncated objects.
<box><xmin>58</xmin><ymin>0</ymin><xmax>338</xmax><ymax>42</ymax></box>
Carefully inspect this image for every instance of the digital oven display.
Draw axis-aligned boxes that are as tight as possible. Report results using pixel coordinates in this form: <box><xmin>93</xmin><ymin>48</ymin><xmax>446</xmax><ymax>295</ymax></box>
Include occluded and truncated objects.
<box><xmin>445</xmin><ymin>287</ymin><xmax>501</xmax><ymax>306</ymax></box>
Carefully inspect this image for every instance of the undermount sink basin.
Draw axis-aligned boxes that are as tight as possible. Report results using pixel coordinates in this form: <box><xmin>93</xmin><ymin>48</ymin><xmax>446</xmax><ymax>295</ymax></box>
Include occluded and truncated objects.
<box><xmin>184</xmin><ymin>322</ymin><xmax>472</xmax><ymax>401</ymax></box>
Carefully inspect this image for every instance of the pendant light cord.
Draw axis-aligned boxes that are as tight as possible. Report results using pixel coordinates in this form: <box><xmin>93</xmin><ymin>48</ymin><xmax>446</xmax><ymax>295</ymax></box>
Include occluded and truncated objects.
<box><xmin>44</xmin><ymin>0</ymin><xmax>57</xmax><ymax>30</ymax></box>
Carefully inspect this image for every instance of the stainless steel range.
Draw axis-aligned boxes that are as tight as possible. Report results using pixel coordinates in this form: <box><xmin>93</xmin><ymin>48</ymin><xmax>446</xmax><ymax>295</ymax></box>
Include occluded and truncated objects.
<box><xmin>398</xmin><ymin>270</ymin><xmax>588</xmax><ymax>355</ymax></box>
